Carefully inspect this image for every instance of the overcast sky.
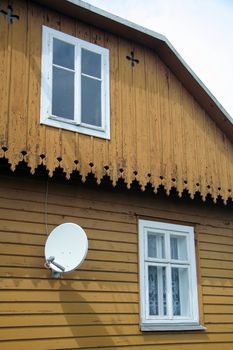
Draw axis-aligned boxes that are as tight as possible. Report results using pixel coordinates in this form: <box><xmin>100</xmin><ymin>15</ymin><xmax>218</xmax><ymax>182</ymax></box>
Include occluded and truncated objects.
<box><xmin>83</xmin><ymin>0</ymin><xmax>233</xmax><ymax>119</ymax></box>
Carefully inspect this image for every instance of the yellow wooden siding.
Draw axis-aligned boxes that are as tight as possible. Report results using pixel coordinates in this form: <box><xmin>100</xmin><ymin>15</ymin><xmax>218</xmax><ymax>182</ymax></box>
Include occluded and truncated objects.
<box><xmin>0</xmin><ymin>175</ymin><xmax>233</xmax><ymax>349</ymax></box>
<box><xmin>0</xmin><ymin>0</ymin><xmax>232</xmax><ymax>205</ymax></box>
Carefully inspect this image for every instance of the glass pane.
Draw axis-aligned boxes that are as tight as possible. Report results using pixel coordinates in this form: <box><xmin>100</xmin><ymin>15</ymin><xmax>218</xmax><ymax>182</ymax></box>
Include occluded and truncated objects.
<box><xmin>81</xmin><ymin>75</ymin><xmax>101</xmax><ymax>127</ymax></box>
<box><xmin>53</xmin><ymin>38</ymin><xmax>74</xmax><ymax>70</ymax></box>
<box><xmin>170</xmin><ymin>235</ymin><xmax>187</xmax><ymax>260</ymax></box>
<box><xmin>52</xmin><ymin>66</ymin><xmax>74</xmax><ymax>120</ymax></box>
<box><xmin>172</xmin><ymin>267</ymin><xmax>190</xmax><ymax>317</ymax></box>
<box><xmin>148</xmin><ymin>266</ymin><xmax>167</xmax><ymax>316</ymax></box>
<box><xmin>81</xmin><ymin>48</ymin><xmax>101</xmax><ymax>78</ymax></box>
<box><xmin>148</xmin><ymin>232</ymin><xmax>165</xmax><ymax>259</ymax></box>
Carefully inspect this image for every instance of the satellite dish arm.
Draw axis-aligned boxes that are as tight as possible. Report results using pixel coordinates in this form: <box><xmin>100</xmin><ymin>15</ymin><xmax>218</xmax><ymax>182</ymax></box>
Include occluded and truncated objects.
<box><xmin>45</xmin><ymin>256</ymin><xmax>65</xmax><ymax>272</ymax></box>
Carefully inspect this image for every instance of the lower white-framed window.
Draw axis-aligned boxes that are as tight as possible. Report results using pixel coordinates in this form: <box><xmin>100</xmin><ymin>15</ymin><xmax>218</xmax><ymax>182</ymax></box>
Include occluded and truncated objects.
<box><xmin>40</xmin><ymin>25</ymin><xmax>110</xmax><ymax>139</ymax></box>
<box><xmin>139</xmin><ymin>219</ymin><xmax>204</xmax><ymax>331</ymax></box>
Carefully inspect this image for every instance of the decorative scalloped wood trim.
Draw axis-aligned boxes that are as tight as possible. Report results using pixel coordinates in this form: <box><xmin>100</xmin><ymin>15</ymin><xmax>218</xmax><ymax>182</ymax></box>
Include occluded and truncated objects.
<box><xmin>0</xmin><ymin>148</ymin><xmax>232</xmax><ymax>205</ymax></box>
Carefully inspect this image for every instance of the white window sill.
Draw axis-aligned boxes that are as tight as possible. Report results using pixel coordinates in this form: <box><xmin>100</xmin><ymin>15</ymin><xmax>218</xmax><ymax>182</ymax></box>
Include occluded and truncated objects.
<box><xmin>40</xmin><ymin>118</ymin><xmax>110</xmax><ymax>140</ymax></box>
<box><xmin>140</xmin><ymin>323</ymin><xmax>206</xmax><ymax>332</ymax></box>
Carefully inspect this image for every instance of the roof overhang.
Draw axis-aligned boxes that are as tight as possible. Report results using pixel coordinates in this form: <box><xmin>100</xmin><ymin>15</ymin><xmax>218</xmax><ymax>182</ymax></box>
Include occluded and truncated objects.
<box><xmin>33</xmin><ymin>0</ymin><xmax>233</xmax><ymax>142</ymax></box>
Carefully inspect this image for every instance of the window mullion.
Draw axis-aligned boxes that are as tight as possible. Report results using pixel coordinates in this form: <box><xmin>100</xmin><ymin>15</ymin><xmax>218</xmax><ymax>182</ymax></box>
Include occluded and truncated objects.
<box><xmin>166</xmin><ymin>231</ymin><xmax>171</xmax><ymax>261</ymax></box>
<box><xmin>167</xmin><ymin>262</ymin><xmax>173</xmax><ymax>319</ymax></box>
<box><xmin>157</xmin><ymin>266</ymin><xmax>163</xmax><ymax>316</ymax></box>
<box><xmin>167</xmin><ymin>232</ymin><xmax>173</xmax><ymax>320</ymax></box>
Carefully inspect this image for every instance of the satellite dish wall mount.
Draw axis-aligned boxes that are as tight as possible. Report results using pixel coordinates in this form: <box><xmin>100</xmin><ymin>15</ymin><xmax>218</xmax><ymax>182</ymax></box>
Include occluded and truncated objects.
<box><xmin>45</xmin><ymin>256</ymin><xmax>65</xmax><ymax>278</ymax></box>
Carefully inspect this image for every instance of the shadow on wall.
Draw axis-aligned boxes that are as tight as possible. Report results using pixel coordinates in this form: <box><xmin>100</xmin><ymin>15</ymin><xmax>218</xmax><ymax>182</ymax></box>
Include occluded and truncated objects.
<box><xmin>59</xmin><ymin>279</ymin><xmax>116</xmax><ymax>349</ymax></box>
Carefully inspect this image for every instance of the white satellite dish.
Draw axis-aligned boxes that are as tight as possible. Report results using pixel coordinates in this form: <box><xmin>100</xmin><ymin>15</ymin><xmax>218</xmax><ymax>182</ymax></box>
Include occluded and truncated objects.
<box><xmin>44</xmin><ymin>223</ymin><xmax>88</xmax><ymax>278</ymax></box>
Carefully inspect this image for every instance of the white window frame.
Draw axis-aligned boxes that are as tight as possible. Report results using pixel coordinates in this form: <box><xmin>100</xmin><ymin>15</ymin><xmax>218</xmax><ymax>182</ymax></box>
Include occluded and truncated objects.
<box><xmin>40</xmin><ymin>25</ymin><xmax>110</xmax><ymax>139</ymax></box>
<box><xmin>139</xmin><ymin>220</ymin><xmax>205</xmax><ymax>331</ymax></box>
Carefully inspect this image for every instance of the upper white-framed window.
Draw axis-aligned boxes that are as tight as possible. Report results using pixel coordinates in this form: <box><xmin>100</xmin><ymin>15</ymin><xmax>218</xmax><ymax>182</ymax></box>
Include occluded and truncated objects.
<box><xmin>139</xmin><ymin>219</ymin><xmax>205</xmax><ymax>331</ymax></box>
<box><xmin>40</xmin><ymin>25</ymin><xmax>110</xmax><ymax>139</ymax></box>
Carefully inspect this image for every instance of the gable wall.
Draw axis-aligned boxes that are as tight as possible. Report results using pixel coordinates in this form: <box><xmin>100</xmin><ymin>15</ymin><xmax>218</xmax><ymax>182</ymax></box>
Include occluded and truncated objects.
<box><xmin>0</xmin><ymin>173</ymin><xmax>232</xmax><ymax>349</ymax></box>
<box><xmin>0</xmin><ymin>0</ymin><xmax>232</xmax><ymax>203</ymax></box>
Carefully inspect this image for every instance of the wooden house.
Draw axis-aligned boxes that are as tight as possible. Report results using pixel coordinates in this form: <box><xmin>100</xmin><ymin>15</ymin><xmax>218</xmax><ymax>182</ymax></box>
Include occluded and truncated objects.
<box><xmin>0</xmin><ymin>0</ymin><xmax>233</xmax><ymax>349</ymax></box>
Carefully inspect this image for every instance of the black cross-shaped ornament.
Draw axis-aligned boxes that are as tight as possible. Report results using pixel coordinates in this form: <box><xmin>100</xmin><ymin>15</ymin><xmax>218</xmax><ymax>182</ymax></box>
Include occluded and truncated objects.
<box><xmin>0</xmin><ymin>5</ymin><xmax>19</xmax><ymax>24</ymax></box>
<box><xmin>126</xmin><ymin>51</ymin><xmax>139</xmax><ymax>67</ymax></box>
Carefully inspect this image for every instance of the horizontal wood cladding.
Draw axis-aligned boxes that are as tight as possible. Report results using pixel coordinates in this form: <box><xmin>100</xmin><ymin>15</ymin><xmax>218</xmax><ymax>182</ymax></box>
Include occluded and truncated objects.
<box><xmin>0</xmin><ymin>0</ymin><xmax>232</xmax><ymax>205</ymax></box>
<box><xmin>0</xmin><ymin>175</ymin><xmax>233</xmax><ymax>349</ymax></box>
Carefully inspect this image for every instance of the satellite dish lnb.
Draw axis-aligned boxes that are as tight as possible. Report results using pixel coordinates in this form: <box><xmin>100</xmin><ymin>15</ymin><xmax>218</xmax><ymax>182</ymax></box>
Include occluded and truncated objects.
<box><xmin>44</xmin><ymin>223</ymin><xmax>88</xmax><ymax>278</ymax></box>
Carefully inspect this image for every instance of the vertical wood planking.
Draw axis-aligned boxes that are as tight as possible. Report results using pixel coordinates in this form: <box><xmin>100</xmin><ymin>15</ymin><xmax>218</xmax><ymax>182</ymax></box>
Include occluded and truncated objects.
<box><xmin>167</xmin><ymin>72</ymin><xmax>176</xmax><ymax>190</ymax></box>
<box><xmin>214</xmin><ymin>124</ymin><xmax>224</xmax><ymax>200</ymax></box>
<box><xmin>169</xmin><ymin>73</ymin><xmax>183</xmax><ymax>196</ymax></box>
<box><xmin>207</xmin><ymin>115</ymin><xmax>218</xmax><ymax>202</ymax></box>
<box><xmin>59</xmin><ymin>14</ymin><xmax>76</xmax><ymax>179</ymax></box>
<box><xmin>193</xmin><ymin>103</ymin><xmax>207</xmax><ymax>200</ymax></box>
<box><xmin>221</xmin><ymin>134</ymin><xmax>231</xmax><ymax>203</ymax></box>
<box><xmin>189</xmin><ymin>95</ymin><xmax>199</xmax><ymax>197</ymax></box>
<box><xmin>189</xmin><ymin>94</ymin><xmax>198</xmax><ymax>198</ymax></box>
<box><xmin>0</xmin><ymin>0</ymin><xmax>11</xmax><ymax>155</ymax></box>
<box><xmin>180</xmin><ymin>87</ymin><xmax>188</xmax><ymax>193</ymax></box>
<box><xmin>91</xmin><ymin>28</ymin><xmax>108</xmax><ymax>184</ymax></box>
<box><xmin>134</xmin><ymin>46</ymin><xmax>149</xmax><ymax>190</ymax></box>
<box><xmin>175</xmin><ymin>81</ymin><xmax>185</xmax><ymax>196</ymax></box>
<box><xmin>43</xmin><ymin>9</ymin><xmax>62</xmax><ymax>176</ymax></box>
<box><xmin>203</xmin><ymin>112</ymin><xmax>214</xmax><ymax>200</ymax></box>
<box><xmin>153</xmin><ymin>55</ymin><xmax>164</xmax><ymax>190</ymax></box>
<box><xmin>226</xmin><ymin>137</ymin><xmax>233</xmax><ymax>200</ymax></box>
<box><xmin>145</xmin><ymin>51</ymin><xmax>160</xmax><ymax>191</ymax></box>
<box><xmin>26</xmin><ymin>2</ymin><xmax>44</xmax><ymax>173</ymax></box>
<box><xmin>182</xmin><ymin>88</ymin><xmax>196</xmax><ymax>198</ymax></box>
<box><xmin>7</xmin><ymin>0</ymin><xmax>29</xmax><ymax>170</ymax></box>
<box><xmin>157</xmin><ymin>59</ymin><xmax>171</xmax><ymax>193</ymax></box>
<box><xmin>215</xmin><ymin>124</ymin><xmax>231</xmax><ymax>203</ymax></box>
<box><xmin>106</xmin><ymin>33</ymin><xmax>120</xmax><ymax>186</ymax></box>
<box><xmin>75</xmin><ymin>21</ymin><xmax>93</xmax><ymax>182</ymax></box>
<box><xmin>118</xmin><ymin>39</ymin><xmax>136</xmax><ymax>186</ymax></box>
